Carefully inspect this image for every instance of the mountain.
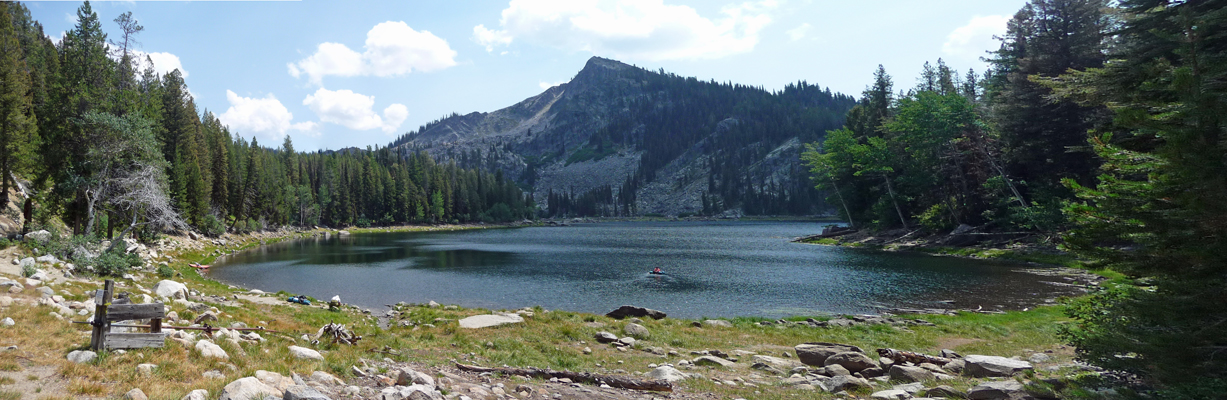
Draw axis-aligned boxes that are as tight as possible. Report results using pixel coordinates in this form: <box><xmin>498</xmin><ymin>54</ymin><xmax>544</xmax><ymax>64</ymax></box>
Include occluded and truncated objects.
<box><xmin>389</xmin><ymin>57</ymin><xmax>856</xmax><ymax>217</ymax></box>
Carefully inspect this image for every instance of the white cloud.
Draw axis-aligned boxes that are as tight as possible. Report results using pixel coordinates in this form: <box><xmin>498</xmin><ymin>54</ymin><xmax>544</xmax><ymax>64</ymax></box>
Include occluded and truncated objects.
<box><xmin>473</xmin><ymin>0</ymin><xmax>777</xmax><ymax>61</ymax></box>
<box><xmin>288</xmin><ymin>21</ymin><xmax>458</xmax><ymax>85</ymax></box>
<box><xmin>787</xmin><ymin>23</ymin><xmax>811</xmax><ymax>41</ymax></box>
<box><xmin>132</xmin><ymin>51</ymin><xmax>189</xmax><ymax>78</ymax></box>
<box><xmin>218</xmin><ymin>90</ymin><xmax>317</xmax><ymax>140</ymax></box>
<box><xmin>302</xmin><ymin>88</ymin><xmax>407</xmax><ymax>134</ymax></box>
<box><xmin>942</xmin><ymin>15</ymin><xmax>1010</xmax><ymax>62</ymax></box>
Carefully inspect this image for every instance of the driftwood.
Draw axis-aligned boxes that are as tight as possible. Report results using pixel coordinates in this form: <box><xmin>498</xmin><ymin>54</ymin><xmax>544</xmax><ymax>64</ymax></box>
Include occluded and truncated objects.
<box><xmin>455</xmin><ymin>363</ymin><xmax>673</xmax><ymax>392</ymax></box>
<box><xmin>314</xmin><ymin>322</ymin><xmax>361</xmax><ymax>345</ymax></box>
<box><xmin>876</xmin><ymin>348</ymin><xmax>951</xmax><ymax>366</ymax></box>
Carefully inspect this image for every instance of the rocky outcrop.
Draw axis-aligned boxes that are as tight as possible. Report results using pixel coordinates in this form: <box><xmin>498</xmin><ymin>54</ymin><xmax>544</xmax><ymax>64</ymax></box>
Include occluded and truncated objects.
<box><xmin>964</xmin><ymin>355</ymin><xmax>1033</xmax><ymax>377</ymax></box>
<box><xmin>605</xmin><ymin>305</ymin><xmax>666</xmax><ymax>320</ymax></box>
<box><xmin>795</xmin><ymin>342</ymin><xmax>865</xmax><ymax>366</ymax></box>
<box><xmin>458</xmin><ymin>313</ymin><xmax>524</xmax><ymax>329</ymax></box>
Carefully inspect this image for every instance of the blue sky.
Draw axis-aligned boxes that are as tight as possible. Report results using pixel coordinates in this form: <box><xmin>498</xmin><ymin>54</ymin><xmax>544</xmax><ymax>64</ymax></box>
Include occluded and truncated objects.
<box><xmin>24</xmin><ymin>0</ymin><xmax>1025</xmax><ymax>152</ymax></box>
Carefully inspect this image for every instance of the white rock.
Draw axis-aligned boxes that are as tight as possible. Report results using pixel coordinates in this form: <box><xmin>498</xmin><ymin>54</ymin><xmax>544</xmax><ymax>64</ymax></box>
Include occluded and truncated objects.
<box><xmin>123</xmin><ymin>388</ymin><xmax>148</xmax><ymax>400</ymax></box>
<box><xmin>67</xmin><ymin>350</ymin><xmax>97</xmax><ymax>363</ymax></box>
<box><xmin>137</xmin><ymin>363</ymin><xmax>158</xmax><ymax>377</ymax></box>
<box><xmin>646</xmin><ymin>366</ymin><xmax>689</xmax><ymax>382</ymax></box>
<box><xmin>218</xmin><ymin>376</ymin><xmax>282</xmax><ymax>400</ymax></box>
<box><xmin>395</xmin><ymin>367</ymin><xmax>435</xmax><ymax>387</ymax></box>
<box><xmin>254</xmin><ymin>370</ymin><xmax>294</xmax><ymax>392</ymax></box>
<box><xmin>195</xmin><ymin>339</ymin><xmax>229</xmax><ymax>360</ymax></box>
<box><xmin>1</xmin><ymin>317</ymin><xmax>13</xmax><ymax>326</ymax></box>
<box><xmin>871</xmin><ymin>389</ymin><xmax>911</xmax><ymax>400</ymax></box>
<box><xmin>288</xmin><ymin>345</ymin><xmax>324</xmax><ymax>361</ymax></box>
<box><xmin>180</xmin><ymin>389</ymin><xmax>209</xmax><ymax>400</ymax></box>
<box><xmin>458</xmin><ymin>313</ymin><xmax>524</xmax><ymax>329</ymax></box>
<box><xmin>153</xmin><ymin>280</ymin><xmax>188</xmax><ymax>300</ymax></box>
<box><xmin>964</xmin><ymin>355</ymin><xmax>1033</xmax><ymax>377</ymax></box>
<box><xmin>35</xmin><ymin>255</ymin><xmax>57</xmax><ymax>264</ymax></box>
<box><xmin>0</xmin><ymin>296</ymin><xmax>11</xmax><ymax>306</ymax></box>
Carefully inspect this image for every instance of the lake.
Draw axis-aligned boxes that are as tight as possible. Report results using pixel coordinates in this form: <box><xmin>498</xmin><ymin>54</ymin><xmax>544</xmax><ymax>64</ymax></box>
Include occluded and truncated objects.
<box><xmin>209</xmin><ymin>221</ymin><xmax>1080</xmax><ymax>319</ymax></box>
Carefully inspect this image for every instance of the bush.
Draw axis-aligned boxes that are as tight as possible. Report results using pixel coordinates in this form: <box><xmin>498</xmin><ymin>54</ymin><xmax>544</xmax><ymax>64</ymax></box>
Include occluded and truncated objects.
<box><xmin>355</xmin><ymin>217</ymin><xmax>371</xmax><ymax>228</ymax></box>
<box><xmin>157</xmin><ymin>264</ymin><xmax>174</xmax><ymax>278</ymax></box>
<box><xmin>199</xmin><ymin>214</ymin><xmax>226</xmax><ymax>237</ymax></box>
<box><xmin>91</xmin><ymin>248</ymin><xmax>142</xmax><ymax>277</ymax></box>
<box><xmin>20</xmin><ymin>263</ymin><xmax>35</xmax><ymax>277</ymax></box>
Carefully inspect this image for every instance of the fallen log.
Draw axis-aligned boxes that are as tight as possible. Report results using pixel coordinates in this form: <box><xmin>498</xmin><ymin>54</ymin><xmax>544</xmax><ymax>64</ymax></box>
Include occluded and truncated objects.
<box><xmin>455</xmin><ymin>362</ymin><xmax>672</xmax><ymax>392</ymax></box>
<box><xmin>876</xmin><ymin>348</ymin><xmax>951</xmax><ymax>366</ymax></box>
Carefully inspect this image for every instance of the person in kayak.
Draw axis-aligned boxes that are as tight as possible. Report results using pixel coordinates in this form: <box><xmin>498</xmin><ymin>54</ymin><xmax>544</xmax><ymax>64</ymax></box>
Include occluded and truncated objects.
<box><xmin>652</xmin><ymin>267</ymin><xmax>662</xmax><ymax>274</ymax></box>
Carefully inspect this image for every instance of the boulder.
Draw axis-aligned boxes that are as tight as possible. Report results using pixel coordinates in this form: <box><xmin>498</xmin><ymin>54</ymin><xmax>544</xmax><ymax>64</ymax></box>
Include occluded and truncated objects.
<box><xmin>826</xmin><ymin>375</ymin><xmax>871</xmax><ymax>393</ymax></box>
<box><xmin>605</xmin><ymin>305</ymin><xmax>666</xmax><ymax>320</ymax></box>
<box><xmin>871</xmin><ymin>389</ymin><xmax>911</xmax><ymax>400</ymax></box>
<box><xmin>124</xmin><ymin>388</ymin><xmax>149</xmax><ymax>400</ymax></box>
<box><xmin>310</xmin><ymin>371</ymin><xmax>344</xmax><ymax>386</ymax></box>
<box><xmin>17</xmin><ymin>257</ymin><xmax>34</xmax><ymax>269</ymax></box>
<box><xmin>702</xmin><ymin>319</ymin><xmax>733</xmax><ymax>328</ymax></box>
<box><xmin>35</xmin><ymin>255</ymin><xmax>57</xmax><ymax>264</ymax></box>
<box><xmin>967</xmin><ymin>380</ymin><xmax>1026</xmax><ymax>400</ymax></box>
<box><xmin>24</xmin><ymin>230</ymin><xmax>51</xmax><ymax>244</ymax></box>
<box><xmin>1</xmin><ymin>317</ymin><xmax>13</xmax><ymax>326</ymax></box>
<box><xmin>693</xmin><ymin>356</ymin><xmax>735</xmax><ymax>367</ymax></box>
<box><xmin>893</xmin><ymin>382</ymin><xmax>924</xmax><ymax>394</ymax></box>
<box><xmin>942</xmin><ymin>359</ymin><xmax>966</xmax><ymax>374</ymax></box>
<box><xmin>283</xmin><ymin>385</ymin><xmax>331</xmax><ymax>400</ymax></box>
<box><xmin>796</xmin><ymin>342</ymin><xmax>865</xmax><ymax>366</ymax></box>
<box><xmin>137</xmin><ymin>363</ymin><xmax>157</xmax><ymax>377</ymax></box>
<box><xmin>196</xmin><ymin>339</ymin><xmax>229</xmax><ymax>360</ymax></box>
<box><xmin>820</xmin><ymin>364</ymin><xmax>851</xmax><ymax>377</ymax></box>
<box><xmin>67</xmin><ymin>350</ymin><xmax>97</xmax><ymax>364</ymax></box>
<box><xmin>395</xmin><ymin>367</ymin><xmax>435</xmax><ymax>387</ymax></box>
<box><xmin>379</xmin><ymin>384</ymin><xmax>441</xmax><ymax>400</ymax></box>
<box><xmin>889</xmin><ymin>365</ymin><xmax>935</xmax><ymax>383</ymax></box>
<box><xmin>181</xmin><ymin>389</ymin><xmax>209</xmax><ymax>400</ymax></box>
<box><xmin>623</xmin><ymin>323</ymin><xmax>650</xmax><ymax>338</ymax></box>
<box><xmin>617</xmin><ymin>337</ymin><xmax>636</xmax><ymax>346</ymax></box>
<box><xmin>288</xmin><ymin>346</ymin><xmax>324</xmax><ymax>361</ymax></box>
<box><xmin>645</xmin><ymin>366</ymin><xmax>689</xmax><ymax>382</ymax></box>
<box><xmin>752</xmin><ymin>354</ymin><xmax>804</xmax><ymax>371</ymax></box>
<box><xmin>457</xmin><ymin>313</ymin><xmax>523</xmax><ymax>329</ymax></box>
<box><xmin>825</xmin><ymin>351</ymin><xmax>878</xmax><ymax>373</ymax></box>
<box><xmin>964</xmin><ymin>355</ymin><xmax>1033</xmax><ymax>377</ymax></box>
<box><xmin>594</xmin><ymin>331</ymin><xmax>618</xmax><ymax>343</ymax></box>
<box><xmin>924</xmin><ymin>385</ymin><xmax>966</xmax><ymax>398</ymax></box>
<box><xmin>153</xmin><ymin>280</ymin><xmax>188</xmax><ymax>300</ymax></box>
<box><xmin>255</xmin><ymin>370</ymin><xmax>294</xmax><ymax>392</ymax></box>
<box><xmin>219</xmin><ymin>377</ymin><xmax>283</xmax><ymax>400</ymax></box>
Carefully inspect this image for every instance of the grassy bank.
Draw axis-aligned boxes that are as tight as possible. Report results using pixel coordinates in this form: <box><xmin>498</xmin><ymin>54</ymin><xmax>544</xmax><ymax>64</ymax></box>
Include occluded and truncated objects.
<box><xmin>0</xmin><ymin>225</ymin><xmax>1101</xmax><ymax>400</ymax></box>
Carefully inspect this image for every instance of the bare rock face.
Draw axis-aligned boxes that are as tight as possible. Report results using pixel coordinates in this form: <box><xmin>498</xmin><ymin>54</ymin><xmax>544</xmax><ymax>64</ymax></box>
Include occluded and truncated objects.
<box><xmin>795</xmin><ymin>343</ymin><xmax>865</xmax><ymax>366</ymax></box>
<box><xmin>605</xmin><ymin>305</ymin><xmax>667</xmax><ymax>320</ymax></box>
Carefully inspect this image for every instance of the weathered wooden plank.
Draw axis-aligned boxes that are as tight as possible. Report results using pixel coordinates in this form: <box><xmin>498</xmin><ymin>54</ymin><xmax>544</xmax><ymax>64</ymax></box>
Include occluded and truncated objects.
<box><xmin>90</xmin><ymin>280</ymin><xmax>114</xmax><ymax>351</ymax></box>
<box><xmin>104</xmin><ymin>333</ymin><xmax>166</xmax><ymax>349</ymax></box>
<box><xmin>107</xmin><ymin>303</ymin><xmax>165</xmax><ymax>322</ymax></box>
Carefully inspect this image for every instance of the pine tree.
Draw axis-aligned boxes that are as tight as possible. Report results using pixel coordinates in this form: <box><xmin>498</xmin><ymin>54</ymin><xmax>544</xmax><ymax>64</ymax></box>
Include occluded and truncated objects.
<box><xmin>0</xmin><ymin>3</ymin><xmax>39</xmax><ymax>208</ymax></box>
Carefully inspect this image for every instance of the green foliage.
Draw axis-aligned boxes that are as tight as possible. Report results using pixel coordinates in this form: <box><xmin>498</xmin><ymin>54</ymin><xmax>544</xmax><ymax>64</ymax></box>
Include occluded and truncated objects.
<box><xmin>199</xmin><ymin>214</ymin><xmax>225</xmax><ymax>237</ymax></box>
<box><xmin>156</xmin><ymin>264</ymin><xmax>174</xmax><ymax>278</ymax></box>
<box><xmin>20</xmin><ymin>262</ymin><xmax>34</xmax><ymax>278</ymax></box>
<box><xmin>85</xmin><ymin>246</ymin><xmax>141</xmax><ymax>277</ymax></box>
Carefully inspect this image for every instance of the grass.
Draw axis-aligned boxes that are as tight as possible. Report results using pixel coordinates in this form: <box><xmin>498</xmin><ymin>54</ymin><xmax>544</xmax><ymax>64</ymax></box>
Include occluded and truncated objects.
<box><xmin>0</xmin><ymin>225</ymin><xmax>1093</xmax><ymax>399</ymax></box>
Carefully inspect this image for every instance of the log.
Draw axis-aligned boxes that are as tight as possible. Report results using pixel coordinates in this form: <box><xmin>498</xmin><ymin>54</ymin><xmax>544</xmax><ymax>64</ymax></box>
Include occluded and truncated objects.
<box><xmin>455</xmin><ymin>363</ymin><xmax>672</xmax><ymax>392</ymax></box>
<box><xmin>106</xmin><ymin>303</ymin><xmax>165</xmax><ymax>322</ymax></box>
<box><xmin>876</xmin><ymin>348</ymin><xmax>951</xmax><ymax>366</ymax></box>
<box><xmin>104</xmin><ymin>333</ymin><xmax>167</xmax><ymax>349</ymax></box>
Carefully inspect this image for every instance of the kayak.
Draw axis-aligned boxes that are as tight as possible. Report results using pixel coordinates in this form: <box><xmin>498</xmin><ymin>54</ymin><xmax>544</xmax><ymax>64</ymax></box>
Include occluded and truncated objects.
<box><xmin>190</xmin><ymin>263</ymin><xmax>210</xmax><ymax>269</ymax></box>
<box><xmin>649</xmin><ymin>271</ymin><xmax>665</xmax><ymax>275</ymax></box>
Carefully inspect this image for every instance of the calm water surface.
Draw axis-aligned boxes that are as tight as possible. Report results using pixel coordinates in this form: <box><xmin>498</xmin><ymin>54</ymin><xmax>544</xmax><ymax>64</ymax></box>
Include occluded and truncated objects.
<box><xmin>210</xmin><ymin>221</ymin><xmax>1077</xmax><ymax>318</ymax></box>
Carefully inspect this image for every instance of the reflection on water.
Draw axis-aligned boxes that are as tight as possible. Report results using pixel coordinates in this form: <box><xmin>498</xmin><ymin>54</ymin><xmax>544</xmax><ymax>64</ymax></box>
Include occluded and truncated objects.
<box><xmin>210</xmin><ymin>221</ymin><xmax>1081</xmax><ymax>318</ymax></box>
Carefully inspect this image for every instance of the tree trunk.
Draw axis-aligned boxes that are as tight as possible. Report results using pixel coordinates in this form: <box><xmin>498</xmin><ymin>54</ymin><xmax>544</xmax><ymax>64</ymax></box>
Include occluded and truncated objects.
<box><xmin>829</xmin><ymin>177</ymin><xmax>855</xmax><ymax>228</ymax></box>
<box><xmin>882</xmin><ymin>174</ymin><xmax>908</xmax><ymax>230</ymax></box>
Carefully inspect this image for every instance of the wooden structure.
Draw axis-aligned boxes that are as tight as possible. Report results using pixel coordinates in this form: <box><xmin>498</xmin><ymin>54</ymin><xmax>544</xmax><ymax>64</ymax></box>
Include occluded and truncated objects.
<box><xmin>87</xmin><ymin>280</ymin><xmax>167</xmax><ymax>350</ymax></box>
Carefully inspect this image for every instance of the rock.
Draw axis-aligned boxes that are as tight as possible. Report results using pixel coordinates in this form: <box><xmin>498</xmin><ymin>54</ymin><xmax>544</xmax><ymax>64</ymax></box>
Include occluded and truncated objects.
<box><xmin>0</xmin><ymin>296</ymin><xmax>12</xmax><ymax>307</ymax></box>
<box><xmin>1028</xmin><ymin>353</ymin><xmax>1052</xmax><ymax>364</ymax></box>
<box><xmin>752</xmin><ymin>354</ymin><xmax>804</xmax><ymax>370</ymax></box>
<box><xmin>288</xmin><ymin>346</ymin><xmax>324</xmax><ymax>361</ymax></box>
<box><xmin>36</xmin><ymin>286</ymin><xmax>53</xmax><ymax>297</ymax></box>
<box><xmin>702</xmin><ymin>319</ymin><xmax>733</xmax><ymax>328</ymax></box>
<box><xmin>860</xmin><ymin>366</ymin><xmax>886</xmax><ymax>378</ymax></box>
<box><xmin>827</xmin><ymin>375</ymin><xmax>871</xmax><ymax>393</ymax></box>
<box><xmin>924</xmin><ymin>385</ymin><xmax>965</xmax><ymax>398</ymax></box>
<box><xmin>889</xmin><ymin>365</ymin><xmax>935</xmax><ymax>383</ymax></box>
<box><xmin>427</xmin><ymin>301</ymin><xmax>440</xmax><ymax>308</ymax></box>
<box><xmin>457</xmin><ymin>313</ymin><xmax>524</xmax><ymax>329</ymax></box>
<box><xmin>310</xmin><ymin>371</ymin><xmax>344</xmax><ymax>386</ymax></box>
<box><xmin>30</xmin><ymin>271</ymin><xmax>48</xmax><ymax>282</ymax></box>
<box><xmin>821</xmin><ymin>364</ymin><xmax>851</xmax><ymax>377</ymax></box>
<box><xmin>943</xmin><ymin>359</ymin><xmax>966</xmax><ymax>373</ymax></box>
<box><xmin>893</xmin><ymin>382</ymin><xmax>925</xmax><ymax>394</ymax></box>
<box><xmin>283</xmin><ymin>385</ymin><xmax>331</xmax><ymax>400</ymax></box>
<box><xmin>0</xmin><ymin>317</ymin><xmax>12</xmax><ymax>326</ymax></box>
<box><xmin>645</xmin><ymin>366</ymin><xmax>688</xmax><ymax>382</ymax></box>
<box><xmin>188</xmin><ymin>231</ymin><xmax>200</xmax><ymax>240</ymax></box>
<box><xmin>617</xmin><ymin>337</ymin><xmax>636</xmax><ymax>346</ymax></box>
<box><xmin>137</xmin><ymin>363</ymin><xmax>157</xmax><ymax>377</ymax></box>
<box><xmin>825</xmin><ymin>351</ymin><xmax>878</xmax><ymax>373</ymax></box>
<box><xmin>594</xmin><ymin>331</ymin><xmax>618</xmax><ymax>343</ymax></box>
<box><xmin>220</xmin><ymin>377</ymin><xmax>283</xmax><ymax>400</ymax></box>
<box><xmin>67</xmin><ymin>350</ymin><xmax>97</xmax><ymax>363</ymax></box>
<box><xmin>379</xmin><ymin>384</ymin><xmax>441</xmax><ymax>400</ymax></box>
<box><xmin>395</xmin><ymin>367</ymin><xmax>435</xmax><ymax>387</ymax></box>
<box><xmin>941</xmin><ymin>349</ymin><xmax>963</xmax><ymax>359</ymax></box>
<box><xmin>796</xmin><ymin>342</ymin><xmax>865</xmax><ymax>366</ymax></box>
<box><xmin>153</xmin><ymin>280</ymin><xmax>189</xmax><ymax>300</ymax></box>
<box><xmin>967</xmin><ymin>380</ymin><xmax>1026</xmax><ymax>400</ymax></box>
<box><xmin>203</xmin><ymin>371</ymin><xmax>226</xmax><ymax>379</ymax></box>
<box><xmin>871</xmin><ymin>389</ymin><xmax>911</xmax><ymax>400</ymax></box>
<box><xmin>35</xmin><ymin>255</ymin><xmax>57</xmax><ymax>264</ymax></box>
<box><xmin>181</xmin><ymin>389</ymin><xmax>209</xmax><ymax>400</ymax></box>
<box><xmin>196</xmin><ymin>339</ymin><xmax>229</xmax><ymax>360</ymax></box>
<box><xmin>693</xmin><ymin>355</ymin><xmax>735</xmax><ymax>367</ymax></box>
<box><xmin>964</xmin><ymin>355</ymin><xmax>1033</xmax><ymax>377</ymax></box>
<box><xmin>623</xmin><ymin>323</ymin><xmax>650</xmax><ymax>338</ymax></box>
<box><xmin>195</xmin><ymin>312</ymin><xmax>219</xmax><ymax>324</ymax></box>
<box><xmin>124</xmin><ymin>388</ymin><xmax>149</xmax><ymax>400</ymax></box>
<box><xmin>24</xmin><ymin>230</ymin><xmax>50</xmax><ymax>244</ymax></box>
<box><xmin>605</xmin><ymin>305</ymin><xmax>667</xmax><ymax>320</ymax></box>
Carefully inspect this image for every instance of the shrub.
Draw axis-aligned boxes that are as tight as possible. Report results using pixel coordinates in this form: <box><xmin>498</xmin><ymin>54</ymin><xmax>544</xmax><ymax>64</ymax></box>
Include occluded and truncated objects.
<box><xmin>91</xmin><ymin>248</ymin><xmax>142</xmax><ymax>277</ymax></box>
<box><xmin>199</xmin><ymin>214</ymin><xmax>226</xmax><ymax>237</ymax></box>
<box><xmin>20</xmin><ymin>263</ymin><xmax>35</xmax><ymax>277</ymax></box>
<box><xmin>157</xmin><ymin>264</ymin><xmax>174</xmax><ymax>278</ymax></box>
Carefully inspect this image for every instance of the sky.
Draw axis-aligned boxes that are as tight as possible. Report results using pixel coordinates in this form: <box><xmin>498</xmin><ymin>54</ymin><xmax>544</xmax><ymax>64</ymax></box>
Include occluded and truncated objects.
<box><xmin>24</xmin><ymin>0</ymin><xmax>1026</xmax><ymax>152</ymax></box>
